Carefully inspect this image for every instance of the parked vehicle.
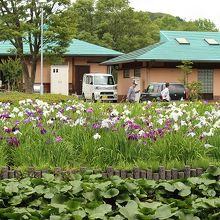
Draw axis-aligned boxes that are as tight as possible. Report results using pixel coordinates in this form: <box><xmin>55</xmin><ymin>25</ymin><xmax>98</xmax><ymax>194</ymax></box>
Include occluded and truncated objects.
<box><xmin>82</xmin><ymin>73</ymin><xmax>117</xmax><ymax>102</ymax></box>
<box><xmin>140</xmin><ymin>82</ymin><xmax>187</xmax><ymax>102</ymax></box>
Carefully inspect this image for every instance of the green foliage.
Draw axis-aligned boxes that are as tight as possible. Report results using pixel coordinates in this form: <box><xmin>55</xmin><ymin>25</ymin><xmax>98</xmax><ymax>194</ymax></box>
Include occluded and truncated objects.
<box><xmin>0</xmin><ymin>95</ymin><xmax>219</xmax><ymax>171</ymax></box>
<box><xmin>0</xmin><ymin>92</ymin><xmax>77</xmax><ymax>103</ymax></box>
<box><xmin>0</xmin><ymin>0</ymin><xmax>76</xmax><ymax>92</ymax></box>
<box><xmin>72</xmin><ymin>0</ymin><xmax>159</xmax><ymax>53</ymax></box>
<box><xmin>0</xmin><ymin>58</ymin><xmax>23</xmax><ymax>91</ymax></box>
<box><xmin>187</xmin><ymin>81</ymin><xmax>202</xmax><ymax>101</ymax></box>
<box><xmin>0</xmin><ymin>170</ymin><xmax>219</xmax><ymax>218</ymax></box>
<box><xmin>176</xmin><ymin>61</ymin><xmax>202</xmax><ymax>101</ymax></box>
<box><xmin>177</xmin><ymin>60</ymin><xmax>193</xmax><ymax>85</ymax></box>
<box><xmin>72</xmin><ymin>1</ymin><xmax>218</xmax><ymax>53</ymax></box>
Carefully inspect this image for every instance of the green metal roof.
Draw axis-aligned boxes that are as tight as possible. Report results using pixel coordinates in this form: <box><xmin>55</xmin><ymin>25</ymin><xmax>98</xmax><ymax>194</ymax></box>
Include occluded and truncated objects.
<box><xmin>0</xmin><ymin>39</ymin><xmax>122</xmax><ymax>57</ymax></box>
<box><xmin>65</xmin><ymin>39</ymin><xmax>122</xmax><ymax>56</ymax></box>
<box><xmin>103</xmin><ymin>31</ymin><xmax>220</xmax><ymax>65</ymax></box>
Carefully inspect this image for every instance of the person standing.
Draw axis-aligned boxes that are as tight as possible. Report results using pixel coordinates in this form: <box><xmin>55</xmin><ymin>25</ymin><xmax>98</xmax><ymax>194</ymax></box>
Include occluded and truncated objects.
<box><xmin>161</xmin><ymin>82</ymin><xmax>170</xmax><ymax>102</ymax></box>
<box><xmin>127</xmin><ymin>81</ymin><xmax>140</xmax><ymax>103</ymax></box>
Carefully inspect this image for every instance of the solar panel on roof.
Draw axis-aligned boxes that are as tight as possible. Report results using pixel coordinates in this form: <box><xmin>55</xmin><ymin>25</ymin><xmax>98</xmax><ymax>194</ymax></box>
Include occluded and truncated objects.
<box><xmin>175</xmin><ymin>38</ymin><xmax>190</xmax><ymax>44</ymax></box>
<box><xmin>204</xmin><ymin>38</ymin><xmax>219</xmax><ymax>45</ymax></box>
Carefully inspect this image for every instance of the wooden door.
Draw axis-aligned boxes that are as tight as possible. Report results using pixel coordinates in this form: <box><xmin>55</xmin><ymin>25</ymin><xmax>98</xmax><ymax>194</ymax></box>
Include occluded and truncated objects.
<box><xmin>75</xmin><ymin>65</ymin><xmax>90</xmax><ymax>95</ymax></box>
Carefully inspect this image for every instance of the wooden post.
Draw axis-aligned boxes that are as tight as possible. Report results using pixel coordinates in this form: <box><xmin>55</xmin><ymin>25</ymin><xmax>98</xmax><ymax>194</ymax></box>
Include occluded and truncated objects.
<box><xmin>165</xmin><ymin>170</ymin><xmax>171</xmax><ymax>180</ymax></box>
<box><xmin>190</xmin><ymin>169</ymin><xmax>197</xmax><ymax>177</ymax></box>
<box><xmin>159</xmin><ymin>166</ymin><xmax>165</xmax><ymax>180</ymax></box>
<box><xmin>171</xmin><ymin>168</ymin><xmax>178</xmax><ymax>179</ymax></box>
<box><xmin>153</xmin><ymin>173</ymin><xmax>159</xmax><ymax>181</ymax></box>
<box><xmin>146</xmin><ymin>169</ymin><xmax>153</xmax><ymax>179</ymax></box>
<box><xmin>106</xmin><ymin>167</ymin><xmax>114</xmax><ymax>177</ymax></box>
<box><xmin>1</xmin><ymin>167</ymin><xmax>9</xmax><ymax>179</ymax></box>
<box><xmin>140</xmin><ymin>170</ymin><xmax>146</xmax><ymax>179</ymax></box>
<box><xmin>120</xmin><ymin>170</ymin><xmax>127</xmax><ymax>179</ymax></box>
<box><xmin>133</xmin><ymin>168</ymin><xmax>140</xmax><ymax>179</ymax></box>
<box><xmin>184</xmin><ymin>165</ymin><xmax>191</xmax><ymax>178</ymax></box>
<box><xmin>178</xmin><ymin>172</ymin><xmax>184</xmax><ymax>179</ymax></box>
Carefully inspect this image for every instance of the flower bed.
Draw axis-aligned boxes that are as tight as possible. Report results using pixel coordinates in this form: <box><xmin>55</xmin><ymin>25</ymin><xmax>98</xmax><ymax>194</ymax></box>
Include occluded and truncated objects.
<box><xmin>0</xmin><ymin>95</ymin><xmax>220</xmax><ymax>170</ymax></box>
<box><xmin>0</xmin><ymin>167</ymin><xmax>219</xmax><ymax>219</ymax></box>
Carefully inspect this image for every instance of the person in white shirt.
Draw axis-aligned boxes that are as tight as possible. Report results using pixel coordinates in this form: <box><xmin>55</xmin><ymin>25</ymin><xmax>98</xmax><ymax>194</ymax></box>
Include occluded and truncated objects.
<box><xmin>161</xmin><ymin>82</ymin><xmax>170</xmax><ymax>102</ymax></box>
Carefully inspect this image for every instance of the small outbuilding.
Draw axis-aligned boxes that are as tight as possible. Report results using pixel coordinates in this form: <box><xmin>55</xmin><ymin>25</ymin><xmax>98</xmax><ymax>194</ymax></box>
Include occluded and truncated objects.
<box><xmin>0</xmin><ymin>39</ymin><xmax>122</xmax><ymax>95</ymax></box>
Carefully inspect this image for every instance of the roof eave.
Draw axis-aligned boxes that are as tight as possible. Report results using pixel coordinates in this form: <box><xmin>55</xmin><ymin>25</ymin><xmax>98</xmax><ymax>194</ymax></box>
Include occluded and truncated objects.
<box><xmin>64</xmin><ymin>54</ymin><xmax>122</xmax><ymax>57</ymax></box>
<box><xmin>136</xmin><ymin>58</ymin><xmax>220</xmax><ymax>63</ymax></box>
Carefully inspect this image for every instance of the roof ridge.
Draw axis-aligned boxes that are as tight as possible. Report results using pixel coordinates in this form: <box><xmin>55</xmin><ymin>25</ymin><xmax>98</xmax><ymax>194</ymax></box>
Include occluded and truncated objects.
<box><xmin>102</xmin><ymin>42</ymin><xmax>164</xmax><ymax>65</ymax></box>
<box><xmin>72</xmin><ymin>39</ymin><xmax>122</xmax><ymax>53</ymax></box>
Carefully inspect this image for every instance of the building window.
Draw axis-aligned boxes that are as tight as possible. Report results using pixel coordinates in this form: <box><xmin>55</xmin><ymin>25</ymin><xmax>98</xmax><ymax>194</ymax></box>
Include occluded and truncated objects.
<box><xmin>198</xmin><ymin>69</ymin><xmax>213</xmax><ymax>98</ymax></box>
<box><xmin>134</xmin><ymin>68</ymin><xmax>141</xmax><ymax>77</ymax></box>
<box><xmin>123</xmin><ymin>69</ymin><xmax>130</xmax><ymax>78</ymax></box>
<box><xmin>204</xmin><ymin>38</ymin><xmax>219</xmax><ymax>45</ymax></box>
<box><xmin>175</xmin><ymin>37</ymin><xmax>190</xmax><ymax>44</ymax></box>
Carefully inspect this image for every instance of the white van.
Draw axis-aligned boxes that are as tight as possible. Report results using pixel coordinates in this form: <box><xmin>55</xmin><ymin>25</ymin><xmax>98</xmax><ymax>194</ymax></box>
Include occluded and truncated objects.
<box><xmin>82</xmin><ymin>73</ymin><xmax>117</xmax><ymax>102</ymax></box>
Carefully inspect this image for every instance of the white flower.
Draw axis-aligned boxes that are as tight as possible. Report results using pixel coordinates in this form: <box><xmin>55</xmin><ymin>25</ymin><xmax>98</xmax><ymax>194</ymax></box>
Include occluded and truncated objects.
<box><xmin>138</xmin><ymin>130</ymin><xmax>145</xmax><ymax>136</ymax></box>
<box><xmin>74</xmin><ymin>117</ymin><xmax>85</xmax><ymax>126</ymax></box>
<box><xmin>111</xmin><ymin>109</ymin><xmax>119</xmax><ymax>117</ymax></box>
<box><xmin>101</xmin><ymin>119</ymin><xmax>111</xmax><ymax>128</ymax></box>
<box><xmin>18</xmin><ymin>112</ymin><xmax>24</xmax><ymax>117</ymax></box>
<box><xmin>13</xmin><ymin>107</ymin><xmax>20</xmax><ymax>113</ymax></box>
<box><xmin>157</xmin><ymin>118</ymin><xmax>164</xmax><ymax>125</ymax></box>
<box><xmin>213</xmin><ymin>120</ymin><xmax>220</xmax><ymax>128</ymax></box>
<box><xmin>187</xmin><ymin>132</ymin><xmax>196</xmax><ymax>137</ymax></box>
<box><xmin>173</xmin><ymin>123</ymin><xmax>179</xmax><ymax>131</ymax></box>
<box><xmin>181</xmin><ymin>120</ymin><xmax>187</xmax><ymax>126</ymax></box>
<box><xmin>13</xmin><ymin>130</ymin><xmax>22</xmax><ymax>135</ymax></box>
<box><xmin>202</xmin><ymin>128</ymin><xmax>215</xmax><ymax>137</ymax></box>
<box><xmin>93</xmin><ymin>133</ymin><xmax>101</xmax><ymax>140</ymax></box>
<box><xmin>9</xmin><ymin>113</ymin><xmax>15</xmax><ymax>118</ymax></box>
<box><xmin>204</xmin><ymin>144</ymin><xmax>214</xmax><ymax>149</ymax></box>
<box><xmin>123</xmin><ymin>109</ymin><xmax>131</xmax><ymax>115</ymax></box>
<box><xmin>76</xmin><ymin>110</ymin><xmax>81</xmax><ymax>114</ymax></box>
<box><xmin>192</xmin><ymin>108</ymin><xmax>198</xmax><ymax>117</ymax></box>
<box><xmin>47</xmin><ymin>119</ymin><xmax>54</xmax><ymax>125</ymax></box>
<box><xmin>19</xmin><ymin>100</ymin><xmax>26</xmax><ymax>105</ymax></box>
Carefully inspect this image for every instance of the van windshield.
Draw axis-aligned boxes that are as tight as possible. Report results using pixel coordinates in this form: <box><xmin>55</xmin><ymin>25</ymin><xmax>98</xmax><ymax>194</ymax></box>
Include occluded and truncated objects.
<box><xmin>94</xmin><ymin>75</ymin><xmax>114</xmax><ymax>85</ymax></box>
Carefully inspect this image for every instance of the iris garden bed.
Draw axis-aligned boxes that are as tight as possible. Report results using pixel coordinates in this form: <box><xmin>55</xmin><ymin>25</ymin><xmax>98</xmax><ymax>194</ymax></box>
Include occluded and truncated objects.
<box><xmin>0</xmin><ymin>93</ymin><xmax>220</xmax><ymax>171</ymax></box>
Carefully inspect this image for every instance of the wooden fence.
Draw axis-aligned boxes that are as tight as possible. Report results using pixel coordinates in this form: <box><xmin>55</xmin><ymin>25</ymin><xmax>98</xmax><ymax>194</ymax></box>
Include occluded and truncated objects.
<box><xmin>0</xmin><ymin>165</ymin><xmax>208</xmax><ymax>180</ymax></box>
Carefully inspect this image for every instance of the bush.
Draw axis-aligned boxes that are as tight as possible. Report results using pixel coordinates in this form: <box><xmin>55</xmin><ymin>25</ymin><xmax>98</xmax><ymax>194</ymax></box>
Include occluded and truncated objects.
<box><xmin>0</xmin><ymin>91</ymin><xmax>78</xmax><ymax>103</ymax></box>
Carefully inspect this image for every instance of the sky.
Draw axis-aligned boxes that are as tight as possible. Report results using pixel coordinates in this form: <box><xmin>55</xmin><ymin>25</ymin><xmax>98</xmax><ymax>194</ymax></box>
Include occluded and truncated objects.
<box><xmin>129</xmin><ymin>0</ymin><xmax>220</xmax><ymax>29</ymax></box>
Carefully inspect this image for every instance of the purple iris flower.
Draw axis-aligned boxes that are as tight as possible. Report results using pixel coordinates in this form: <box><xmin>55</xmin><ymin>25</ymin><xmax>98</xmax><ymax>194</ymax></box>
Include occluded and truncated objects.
<box><xmin>59</xmin><ymin>108</ymin><xmax>64</xmax><ymax>113</ymax></box>
<box><xmin>157</xmin><ymin>128</ymin><xmax>164</xmax><ymax>136</ymax></box>
<box><xmin>131</xmin><ymin>123</ymin><xmax>140</xmax><ymax>129</ymax></box>
<box><xmin>4</xmin><ymin>127</ymin><xmax>12</xmax><ymax>133</ymax></box>
<box><xmin>40</xmin><ymin>128</ymin><xmax>47</xmax><ymax>134</ymax></box>
<box><xmin>36</xmin><ymin>122</ymin><xmax>43</xmax><ymax>128</ymax></box>
<box><xmin>24</xmin><ymin>118</ymin><xmax>31</xmax><ymax>124</ymax></box>
<box><xmin>86</xmin><ymin>107</ymin><xmax>94</xmax><ymax>113</ymax></box>
<box><xmin>92</xmin><ymin>123</ymin><xmax>101</xmax><ymax>129</ymax></box>
<box><xmin>128</xmin><ymin>133</ymin><xmax>138</xmax><ymax>140</ymax></box>
<box><xmin>55</xmin><ymin>136</ymin><xmax>62</xmax><ymax>142</ymax></box>
<box><xmin>0</xmin><ymin>113</ymin><xmax>10</xmax><ymax>119</ymax></box>
<box><xmin>8</xmin><ymin>137</ymin><xmax>20</xmax><ymax>147</ymax></box>
<box><xmin>200</xmin><ymin>134</ymin><xmax>206</xmax><ymax>140</ymax></box>
<box><xmin>26</xmin><ymin>111</ymin><xmax>34</xmax><ymax>117</ymax></box>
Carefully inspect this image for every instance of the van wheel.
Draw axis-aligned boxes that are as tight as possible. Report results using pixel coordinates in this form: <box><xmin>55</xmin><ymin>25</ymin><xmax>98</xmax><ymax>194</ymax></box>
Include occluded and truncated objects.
<box><xmin>92</xmin><ymin>94</ymin><xmax>97</xmax><ymax>103</ymax></box>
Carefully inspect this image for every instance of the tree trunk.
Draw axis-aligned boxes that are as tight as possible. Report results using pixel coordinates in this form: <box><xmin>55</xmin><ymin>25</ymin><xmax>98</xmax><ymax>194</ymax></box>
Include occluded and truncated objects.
<box><xmin>21</xmin><ymin>57</ymin><xmax>37</xmax><ymax>93</ymax></box>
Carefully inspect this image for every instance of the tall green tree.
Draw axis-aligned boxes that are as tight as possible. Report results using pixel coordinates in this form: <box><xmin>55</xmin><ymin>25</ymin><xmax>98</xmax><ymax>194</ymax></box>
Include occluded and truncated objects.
<box><xmin>181</xmin><ymin>18</ymin><xmax>218</xmax><ymax>32</ymax></box>
<box><xmin>0</xmin><ymin>58</ymin><xmax>23</xmax><ymax>91</ymax></box>
<box><xmin>72</xmin><ymin>0</ymin><xmax>159</xmax><ymax>53</ymax></box>
<box><xmin>0</xmin><ymin>0</ymin><xmax>76</xmax><ymax>92</ymax></box>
